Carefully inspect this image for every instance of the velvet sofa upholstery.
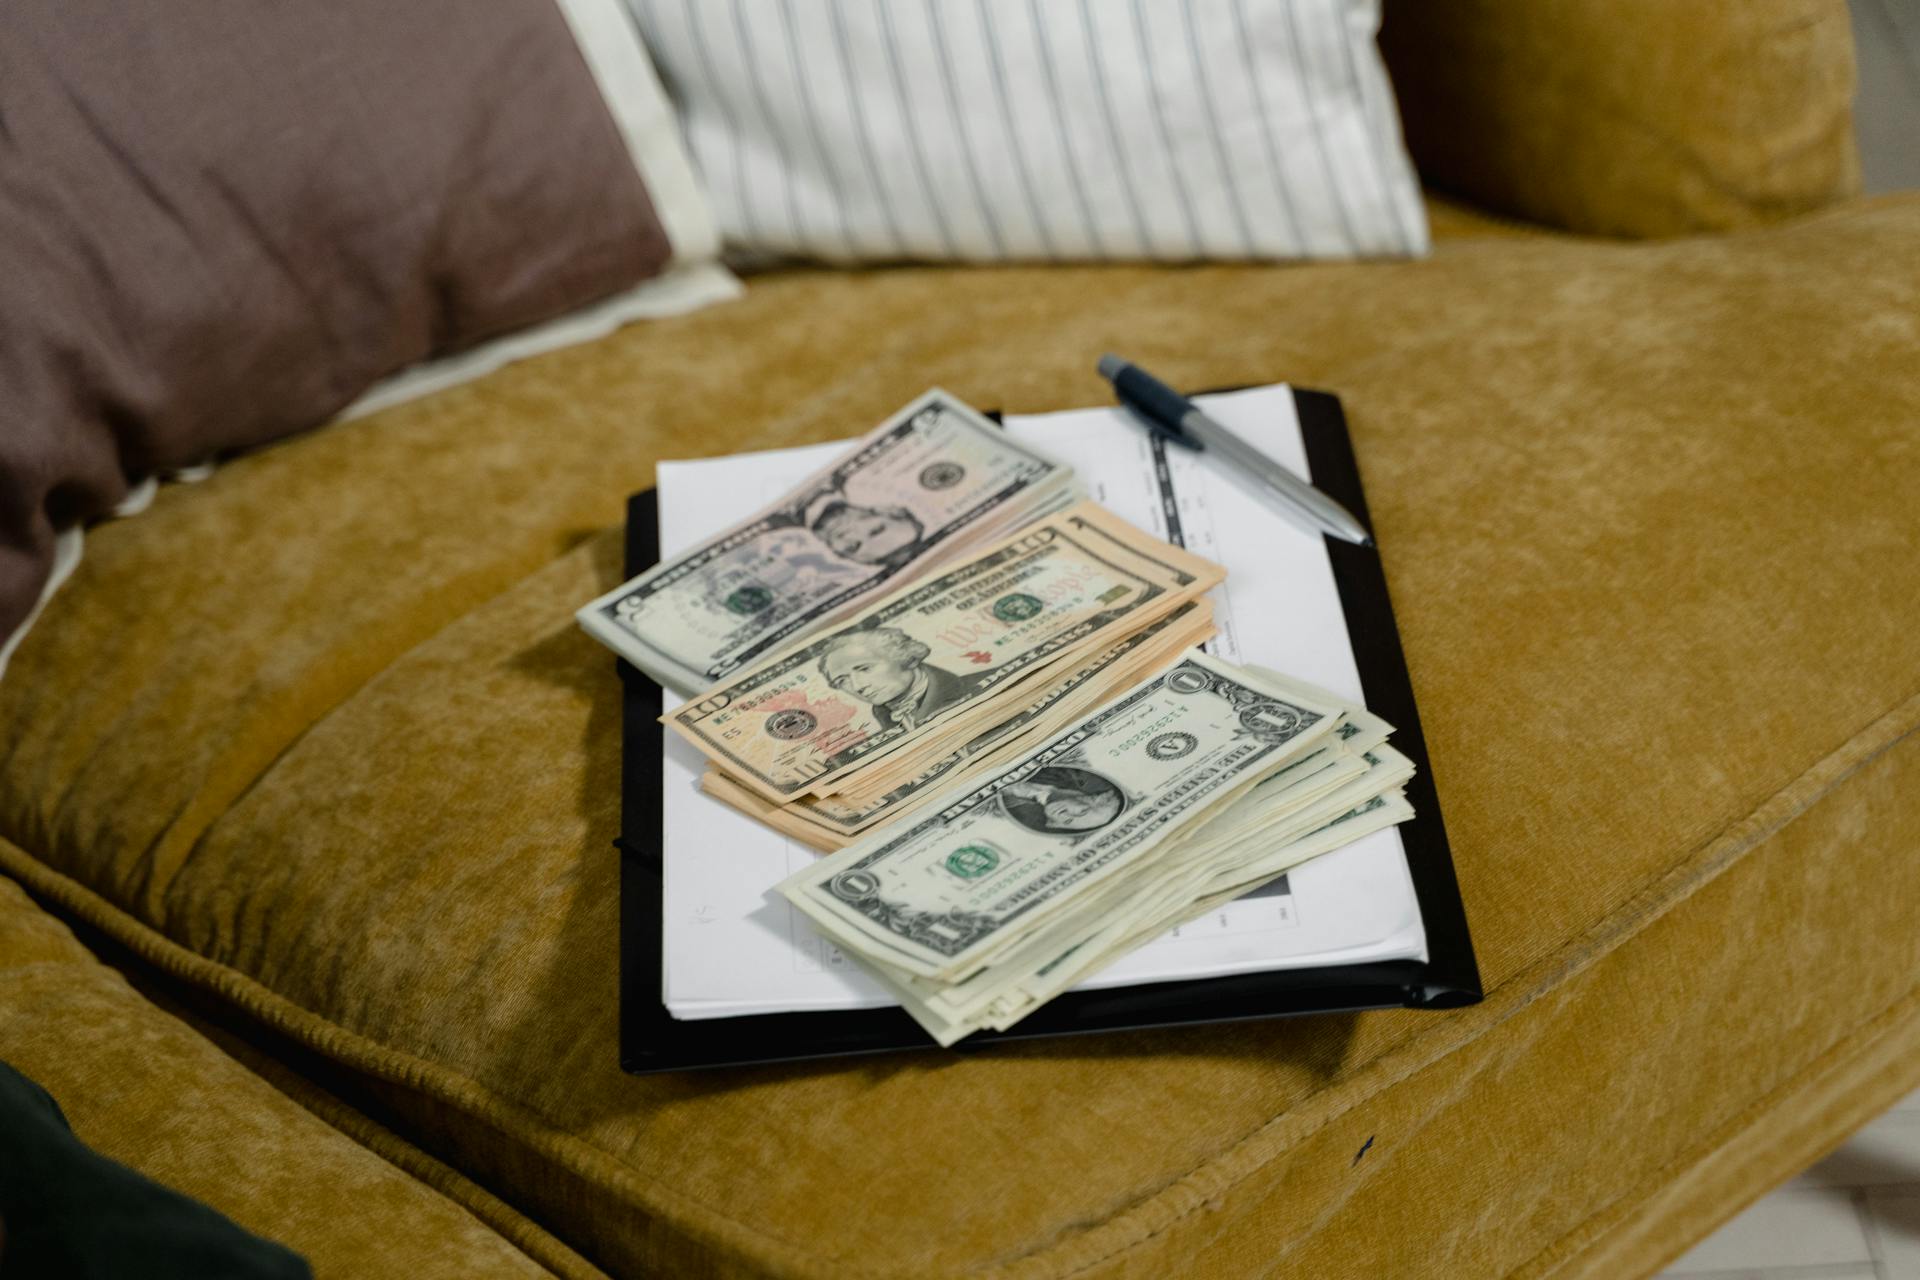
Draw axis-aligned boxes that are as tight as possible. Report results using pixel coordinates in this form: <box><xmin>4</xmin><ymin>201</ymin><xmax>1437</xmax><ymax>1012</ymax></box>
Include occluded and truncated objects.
<box><xmin>0</xmin><ymin>875</ymin><xmax>601</xmax><ymax>1278</ymax></box>
<box><xmin>3</xmin><ymin>3</ymin><xmax>1916</xmax><ymax>1277</ymax></box>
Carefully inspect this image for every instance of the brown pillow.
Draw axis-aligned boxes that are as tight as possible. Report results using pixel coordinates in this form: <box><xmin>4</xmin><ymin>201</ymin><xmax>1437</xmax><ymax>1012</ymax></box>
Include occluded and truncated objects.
<box><xmin>0</xmin><ymin>0</ymin><xmax>686</xmax><ymax>645</ymax></box>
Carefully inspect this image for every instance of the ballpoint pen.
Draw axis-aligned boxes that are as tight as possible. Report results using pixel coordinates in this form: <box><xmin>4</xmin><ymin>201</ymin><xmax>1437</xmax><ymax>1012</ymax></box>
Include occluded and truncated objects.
<box><xmin>1096</xmin><ymin>355</ymin><xmax>1374</xmax><ymax>548</ymax></box>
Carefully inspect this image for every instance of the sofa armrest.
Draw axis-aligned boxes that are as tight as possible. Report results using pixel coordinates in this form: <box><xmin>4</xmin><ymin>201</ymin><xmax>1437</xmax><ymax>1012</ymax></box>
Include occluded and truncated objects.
<box><xmin>1380</xmin><ymin>0</ymin><xmax>1861</xmax><ymax>238</ymax></box>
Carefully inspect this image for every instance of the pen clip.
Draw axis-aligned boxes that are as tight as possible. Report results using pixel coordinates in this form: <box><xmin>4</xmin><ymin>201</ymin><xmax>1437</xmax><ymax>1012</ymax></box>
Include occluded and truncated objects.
<box><xmin>1120</xmin><ymin>403</ymin><xmax>1203</xmax><ymax>452</ymax></box>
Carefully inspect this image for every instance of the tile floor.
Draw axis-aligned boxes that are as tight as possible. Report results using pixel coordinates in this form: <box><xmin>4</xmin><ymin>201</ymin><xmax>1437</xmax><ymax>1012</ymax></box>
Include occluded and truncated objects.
<box><xmin>1849</xmin><ymin>0</ymin><xmax>1920</xmax><ymax>197</ymax></box>
<box><xmin>1658</xmin><ymin>1087</ymin><xmax>1920</xmax><ymax>1280</ymax></box>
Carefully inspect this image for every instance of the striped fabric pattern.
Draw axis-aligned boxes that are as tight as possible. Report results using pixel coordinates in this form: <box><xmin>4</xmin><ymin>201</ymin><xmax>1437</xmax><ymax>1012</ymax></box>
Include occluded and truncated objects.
<box><xmin>625</xmin><ymin>0</ymin><xmax>1428</xmax><ymax>263</ymax></box>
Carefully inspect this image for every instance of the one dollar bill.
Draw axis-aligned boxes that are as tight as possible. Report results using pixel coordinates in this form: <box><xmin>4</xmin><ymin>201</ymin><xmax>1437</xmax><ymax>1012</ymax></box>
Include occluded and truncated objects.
<box><xmin>776</xmin><ymin>651</ymin><xmax>1342</xmax><ymax>984</ymax></box>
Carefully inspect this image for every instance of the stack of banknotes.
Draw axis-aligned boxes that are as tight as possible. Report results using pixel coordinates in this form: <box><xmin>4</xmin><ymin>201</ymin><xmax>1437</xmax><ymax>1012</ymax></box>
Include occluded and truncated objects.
<box><xmin>775</xmin><ymin>653</ymin><xmax>1414</xmax><ymax>1045</ymax></box>
<box><xmin>577</xmin><ymin>389</ymin><xmax>1414</xmax><ymax>1044</ymax></box>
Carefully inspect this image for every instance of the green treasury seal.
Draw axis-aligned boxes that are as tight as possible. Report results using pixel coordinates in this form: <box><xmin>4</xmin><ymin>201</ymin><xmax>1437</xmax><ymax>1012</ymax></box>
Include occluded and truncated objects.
<box><xmin>992</xmin><ymin>593</ymin><xmax>1044</xmax><ymax>623</ymax></box>
<box><xmin>725</xmin><ymin>585</ymin><xmax>774</xmax><ymax>615</ymax></box>
<box><xmin>945</xmin><ymin>845</ymin><xmax>1000</xmax><ymax>878</ymax></box>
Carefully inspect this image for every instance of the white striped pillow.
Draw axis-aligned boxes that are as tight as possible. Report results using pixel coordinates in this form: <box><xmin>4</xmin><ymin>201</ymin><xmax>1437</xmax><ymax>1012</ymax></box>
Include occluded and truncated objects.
<box><xmin>626</xmin><ymin>0</ymin><xmax>1428</xmax><ymax>263</ymax></box>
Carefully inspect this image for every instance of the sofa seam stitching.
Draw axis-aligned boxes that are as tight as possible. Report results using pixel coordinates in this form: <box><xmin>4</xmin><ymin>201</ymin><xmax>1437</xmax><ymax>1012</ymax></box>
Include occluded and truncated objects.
<box><xmin>1508</xmin><ymin>983</ymin><xmax>1920</xmax><ymax>1280</ymax></box>
<box><xmin>0</xmin><ymin>840</ymin><xmax>894</xmax><ymax>1280</ymax></box>
<box><xmin>0</xmin><ymin>899</ymin><xmax>596</xmax><ymax>1279</ymax></box>
<box><xmin>998</xmin><ymin>691</ymin><xmax>1920</xmax><ymax>1279</ymax></box>
<box><xmin>3</xmin><ymin>686</ymin><xmax>1916</xmax><ymax>1280</ymax></box>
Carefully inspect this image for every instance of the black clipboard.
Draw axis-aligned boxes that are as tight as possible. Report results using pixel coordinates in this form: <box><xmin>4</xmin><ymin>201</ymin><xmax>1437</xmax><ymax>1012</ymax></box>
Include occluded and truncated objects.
<box><xmin>617</xmin><ymin>387</ymin><xmax>1480</xmax><ymax>1073</ymax></box>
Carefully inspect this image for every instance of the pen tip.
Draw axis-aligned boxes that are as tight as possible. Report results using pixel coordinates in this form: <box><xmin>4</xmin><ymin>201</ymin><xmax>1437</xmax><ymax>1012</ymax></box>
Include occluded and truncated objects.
<box><xmin>1361</xmin><ymin>536</ymin><xmax>1376</xmax><ymax>549</ymax></box>
<box><xmin>1096</xmin><ymin>354</ymin><xmax>1124</xmax><ymax>381</ymax></box>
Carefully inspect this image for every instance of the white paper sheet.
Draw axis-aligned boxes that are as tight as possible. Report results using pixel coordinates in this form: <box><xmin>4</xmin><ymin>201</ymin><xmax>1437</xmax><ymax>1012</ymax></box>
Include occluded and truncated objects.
<box><xmin>660</xmin><ymin>386</ymin><xmax>1425</xmax><ymax>1019</ymax></box>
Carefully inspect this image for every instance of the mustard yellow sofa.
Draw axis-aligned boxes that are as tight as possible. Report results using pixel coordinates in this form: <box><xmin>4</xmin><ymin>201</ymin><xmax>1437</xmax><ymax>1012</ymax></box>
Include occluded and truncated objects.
<box><xmin>4</xmin><ymin>3</ymin><xmax>1917</xmax><ymax>1277</ymax></box>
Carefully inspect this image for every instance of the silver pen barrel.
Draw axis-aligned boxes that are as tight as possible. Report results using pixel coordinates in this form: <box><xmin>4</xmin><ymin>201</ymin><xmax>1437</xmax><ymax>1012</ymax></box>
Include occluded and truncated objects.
<box><xmin>1179</xmin><ymin>409</ymin><xmax>1373</xmax><ymax>546</ymax></box>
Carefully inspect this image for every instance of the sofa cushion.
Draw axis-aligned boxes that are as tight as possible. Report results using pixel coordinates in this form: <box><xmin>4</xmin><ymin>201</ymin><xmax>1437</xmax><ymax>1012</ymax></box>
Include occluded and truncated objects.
<box><xmin>0</xmin><ymin>875</ymin><xmax>600</xmax><ymax>1279</ymax></box>
<box><xmin>1381</xmin><ymin>0</ymin><xmax>1861</xmax><ymax>238</ymax></box>
<box><xmin>2</xmin><ymin>197</ymin><xmax>1919</xmax><ymax>1277</ymax></box>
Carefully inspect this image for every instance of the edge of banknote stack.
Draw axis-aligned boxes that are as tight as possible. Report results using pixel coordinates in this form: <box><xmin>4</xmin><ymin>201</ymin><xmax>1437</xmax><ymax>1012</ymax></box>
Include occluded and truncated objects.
<box><xmin>576</xmin><ymin>390</ymin><xmax>1417</xmax><ymax>1046</ymax></box>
